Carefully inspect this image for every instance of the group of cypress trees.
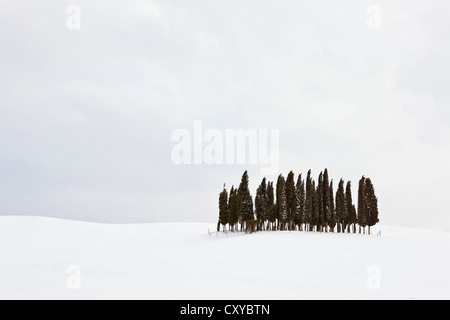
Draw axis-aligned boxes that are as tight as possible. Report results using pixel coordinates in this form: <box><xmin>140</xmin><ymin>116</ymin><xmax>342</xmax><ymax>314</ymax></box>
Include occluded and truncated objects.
<box><xmin>218</xmin><ymin>170</ymin><xmax>379</xmax><ymax>235</ymax></box>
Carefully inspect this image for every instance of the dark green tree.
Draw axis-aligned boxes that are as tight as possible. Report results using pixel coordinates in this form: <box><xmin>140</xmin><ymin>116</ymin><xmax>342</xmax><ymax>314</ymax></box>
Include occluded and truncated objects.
<box><xmin>365</xmin><ymin>177</ymin><xmax>379</xmax><ymax>235</ymax></box>
<box><xmin>328</xmin><ymin>179</ymin><xmax>336</xmax><ymax>232</ymax></box>
<box><xmin>286</xmin><ymin>171</ymin><xmax>297</xmax><ymax>230</ymax></box>
<box><xmin>295</xmin><ymin>174</ymin><xmax>305</xmax><ymax>231</ymax></box>
<box><xmin>304</xmin><ymin>170</ymin><xmax>313</xmax><ymax>231</ymax></box>
<box><xmin>311</xmin><ymin>181</ymin><xmax>319</xmax><ymax>231</ymax></box>
<box><xmin>238</xmin><ymin>171</ymin><xmax>254</xmax><ymax>231</ymax></box>
<box><xmin>218</xmin><ymin>185</ymin><xmax>229</xmax><ymax>232</ymax></box>
<box><xmin>268</xmin><ymin>203</ymin><xmax>276</xmax><ymax>231</ymax></box>
<box><xmin>255</xmin><ymin>178</ymin><xmax>269</xmax><ymax>231</ymax></box>
<box><xmin>267</xmin><ymin>181</ymin><xmax>275</xmax><ymax>230</ymax></box>
<box><xmin>276</xmin><ymin>174</ymin><xmax>287</xmax><ymax>230</ymax></box>
<box><xmin>357</xmin><ymin>176</ymin><xmax>367</xmax><ymax>234</ymax></box>
<box><xmin>346</xmin><ymin>181</ymin><xmax>357</xmax><ymax>233</ymax></box>
<box><xmin>255</xmin><ymin>195</ymin><xmax>265</xmax><ymax>232</ymax></box>
<box><xmin>262</xmin><ymin>179</ymin><xmax>269</xmax><ymax>229</ymax></box>
<box><xmin>323</xmin><ymin>169</ymin><xmax>331</xmax><ymax>232</ymax></box>
<box><xmin>228</xmin><ymin>186</ymin><xmax>238</xmax><ymax>231</ymax></box>
<box><xmin>351</xmin><ymin>205</ymin><xmax>357</xmax><ymax>233</ymax></box>
<box><xmin>336</xmin><ymin>179</ymin><xmax>345</xmax><ymax>233</ymax></box>
<box><xmin>317</xmin><ymin>172</ymin><xmax>324</xmax><ymax>232</ymax></box>
<box><xmin>236</xmin><ymin>186</ymin><xmax>242</xmax><ymax>230</ymax></box>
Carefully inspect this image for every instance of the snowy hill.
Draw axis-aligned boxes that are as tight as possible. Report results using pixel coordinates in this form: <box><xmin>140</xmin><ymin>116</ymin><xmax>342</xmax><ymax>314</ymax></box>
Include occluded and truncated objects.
<box><xmin>0</xmin><ymin>216</ymin><xmax>449</xmax><ymax>300</ymax></box>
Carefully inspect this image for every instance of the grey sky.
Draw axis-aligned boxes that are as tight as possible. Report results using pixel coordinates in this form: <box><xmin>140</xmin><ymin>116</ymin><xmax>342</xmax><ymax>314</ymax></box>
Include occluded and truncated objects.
<box><xmin>1</xmin><ymin>0</ymin><xmax>449</xmax><ymax>231</ymax></box>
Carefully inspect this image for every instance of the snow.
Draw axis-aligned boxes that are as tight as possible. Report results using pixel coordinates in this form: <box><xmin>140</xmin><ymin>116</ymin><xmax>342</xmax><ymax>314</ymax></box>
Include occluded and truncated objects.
<box><xmin>0</xmin><ymin>216</ymin><xmax>449</xmax><ymax>300</ymax></box>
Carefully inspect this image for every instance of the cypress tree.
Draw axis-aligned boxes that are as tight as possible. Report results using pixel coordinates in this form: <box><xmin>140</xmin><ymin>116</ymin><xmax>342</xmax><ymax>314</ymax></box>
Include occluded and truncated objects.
<box><xmin>346</xmin><ymin>181</ymin><xmax>357</xmax><ymax>233</ymax></box>
<box><xmin>351</xmin><ymin>204</ymin><xmax>357</xmax><ymax>233</ymax></box>
<box><xmin>317</xmin><ymin>172</ymin><xmax>324</xmax><ymax>232</ymax></box>
<box><xmin>218</xmin><ymin>185</ymin><xmax>229</xmax><ymax>232</ymax></box>
<box><xmin>357</xmin><ymin>176</ymin><xmax>367</xmax><ymax>234</ymax></box>
<box><xmin>286</xmin><ymin>171</ymin><xmax>297</xmax><ymax>231</ymax></box>
<box><xmin>342</xmin><ymin>181</ymin><xmax>349</xmax><ymax>233</ymax></box>
<box><xmin>275</xmin><ymin>175</ymin><xmax>281</xmax><ymax>229</ymax></box>
<box><xmin>267</xmin><ymin>181</ymin><xmax>275</xmax><ymax>230</ymax></box>
<box><xmin>255</xmin><ymin>178</ymin><xmax>269</xmax><ymax>231</ymax></box>
<box><xmin>236</xmin><ymin>186</ymin><xmax>242</xmax><ymax>231</ymax></box>
<box><xmin>282</xmin><ymin>175</ymin><xmax>288</xmax><ymax>230</ymax></box>
<box><xmin>275</xmin><ymin>175</ymin><xmax>280</xmax><ymax>229</ymax></box>
<box><xmin>311</xmin><ymin>181</ymin><xmax>319</xmax><ymax>231</ymax></box>
<box><xmin>323</xmin><ymin>169</ymin><xmax>330</xmax><ymax>232</ymax></box>
<box><xmin>295</xmin><ymin>174</ymin><xmax>305</xmax><ymax>231</ymax></box>
<box><xmin>228</xmin><ymin>186</ymin><xmax>238</xmax><ymax>231</ymax></box>
<box><xmin>276</xmin><ymin>174</ymin><xmax>288</xmax><ymax>230</ymax></box>
<box><xmin>267</xmin><ymin>181</ymin><xmax>274</xmax><ymax>205</ymax></box>
<box><xmin>328</xmin><ymin>179</ymin><xmax>336</xmax><ymax>232</ymax></box>
<box><xmin>268</xmin><ymin>203</ymin><xmax>276</xmax><ymax>231</ymax></box>
<box><xmin>365</xmin><ymin>177</ymin><xmax>379</xmax><ymax>235</ymax></box>
<box><xmin>262</xmin><ymin>179</ymin><xmax>269</xmax><ymax>229</ymax></box>
<box><xmin>304</xmin><ymin>169</ymin><xmax>313</xmax><ymax>231</ymax></box>
<box><xmin>255</xmin><ymin>195</ymin><xmax>265</xmax><ymax>231</ymax></box>
<box><xmin>238</xmin><ymin>171</ymin><xmax>254</xmax><ymax>231</ymax></box>
<box><xmin>336</xmin><ymin>179</ymin><xmax>345</xmax><ymax>233</ymax></box>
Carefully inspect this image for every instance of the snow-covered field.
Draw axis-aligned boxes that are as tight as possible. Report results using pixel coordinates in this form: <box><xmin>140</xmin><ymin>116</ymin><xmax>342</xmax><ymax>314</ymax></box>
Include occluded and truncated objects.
<box><xmin>0</xmin><ymin>216</ymin><xmax>449</xmax><ymax>300</ymax></box>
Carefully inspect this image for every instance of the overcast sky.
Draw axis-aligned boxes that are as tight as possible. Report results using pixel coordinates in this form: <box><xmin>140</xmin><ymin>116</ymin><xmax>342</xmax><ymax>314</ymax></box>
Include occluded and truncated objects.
<box><xmin>1</xmin><ymin>0</ymin><xmax>449</xmax><ymax>231</ymax></box>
